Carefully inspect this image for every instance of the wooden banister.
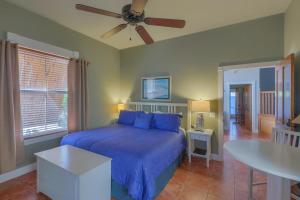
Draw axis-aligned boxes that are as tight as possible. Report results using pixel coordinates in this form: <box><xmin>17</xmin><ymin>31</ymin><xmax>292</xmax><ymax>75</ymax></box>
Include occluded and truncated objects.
<box><xmin>259</xmin><ymin>91</ymin><xmax>276</xmax><ymax>134</ymax></box>
<box><xmin>260</xmin><ymin>91</ymin><xmax>275</xmax><ymax>116</ymax></box>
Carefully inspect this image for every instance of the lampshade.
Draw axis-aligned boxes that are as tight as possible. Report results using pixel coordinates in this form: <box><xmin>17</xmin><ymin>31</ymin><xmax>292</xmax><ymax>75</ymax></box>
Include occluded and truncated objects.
<box><xmin>117</xmin><ymin>103</ymin><xmax>125</xmax><ymax>112</ymax></box>
<box><xmin>292</xmin><ymin>115</ymin><xmax>300</xmax><ymax>125</ymax></box>
<box><xmin>191</xmin><ymin>100</ymin><xmax>211</xmax><ymax>113</ymax></box>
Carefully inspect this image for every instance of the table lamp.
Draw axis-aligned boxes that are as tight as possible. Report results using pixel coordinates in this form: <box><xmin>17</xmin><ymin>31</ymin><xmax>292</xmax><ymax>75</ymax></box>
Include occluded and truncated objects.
<box><xmin>191</xmin><ymin>100</ymin><xmax>211</xmax><ymax>131</ymax></box>
<box><xmin>114</xmin><ymin>103</ymin><xmax>125</xmax><ymax>119</ymax></box>
<box><xmin>117</xmin><ymin>103</ymin><xmax>125</xmax><ymax>113</ymax></box>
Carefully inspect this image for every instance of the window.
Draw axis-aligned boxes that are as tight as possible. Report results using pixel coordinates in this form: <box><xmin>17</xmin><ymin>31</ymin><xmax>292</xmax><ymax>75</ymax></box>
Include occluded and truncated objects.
<box><xmin>230</xmin><ymin>91</ymin><xmax>236</xmax><ymax>116</ymax></box>
<box><xmin>18</xmin><ymin>47</ymin><xmax>69</xmax><ymax>138</ymax></box>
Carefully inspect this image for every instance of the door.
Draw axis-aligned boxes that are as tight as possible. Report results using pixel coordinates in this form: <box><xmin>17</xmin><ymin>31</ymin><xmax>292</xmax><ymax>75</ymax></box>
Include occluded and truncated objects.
<box><xmin>275</xmin><ymin>54</ymin><xmax>295</xmax><ymax>125</ymax></box>
<box><xmin>236</xmin><ymin>87</ymin><xmax>243</xmax><ymax>124</ymax></box>
<box><xmin>230</xmin><ymin>89</ymin><xmax>236</xmax><ymax>119</ymax></box>
<box><xmin>244</xmin><ymin>85</ymin><xmax>252</xmax><ymax>131</ymax></box>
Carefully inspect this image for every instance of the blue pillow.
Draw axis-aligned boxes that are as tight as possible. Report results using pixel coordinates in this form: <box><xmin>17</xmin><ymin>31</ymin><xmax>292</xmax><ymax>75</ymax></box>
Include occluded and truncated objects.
<box><xmin>152</xmin><ymin>113</ymin><xmax>181</xmax><ymax>132</ymax></box>
<box><xmin>118</xmin><ymin>110</ymin><xmax>144</xmax><ymax>125</ymax></box>
<box><xmin>134</xmin><ymin>113</ymin><xmax>153</xmax><ymax>129</ymax></box>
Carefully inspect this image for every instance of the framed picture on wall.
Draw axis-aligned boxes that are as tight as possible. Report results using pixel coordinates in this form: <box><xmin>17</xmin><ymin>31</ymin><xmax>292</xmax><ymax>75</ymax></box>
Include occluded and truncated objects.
<box><xmin>141</xmin><ymin>76</ymin><xmax>171</xmax><ymax>101</ymax></box>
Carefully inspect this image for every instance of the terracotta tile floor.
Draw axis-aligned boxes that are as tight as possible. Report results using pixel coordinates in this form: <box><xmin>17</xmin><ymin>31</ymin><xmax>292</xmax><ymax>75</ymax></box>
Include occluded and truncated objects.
<box><xmin>0</xmin><ymin>122</ymin><xmax>270</xmax><ymax>200</ymax></box>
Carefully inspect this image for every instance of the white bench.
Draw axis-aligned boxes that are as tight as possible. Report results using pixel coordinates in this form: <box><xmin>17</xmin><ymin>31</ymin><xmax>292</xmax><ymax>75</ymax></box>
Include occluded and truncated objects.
<box><xmin>35</xmin><ymin>145</ymin><xmax>111</xmax><ymax>200</ymax></box>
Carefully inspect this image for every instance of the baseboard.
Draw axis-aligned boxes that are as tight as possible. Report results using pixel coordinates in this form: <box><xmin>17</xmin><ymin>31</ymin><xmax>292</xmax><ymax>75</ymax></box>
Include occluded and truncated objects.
<box><xmin>212</xmin><ymin>153</ymin><xmax>222</xmax><ymax>161</ymax></box>
<box><xmin>186</xmin><ymin>150</ymin><xmax>222</xmax><ymax>162</ymax></box>
<box><xmin>0</xmin><ymin>163</ymin><xmax>36</xmax><ymax>184</ymax></box>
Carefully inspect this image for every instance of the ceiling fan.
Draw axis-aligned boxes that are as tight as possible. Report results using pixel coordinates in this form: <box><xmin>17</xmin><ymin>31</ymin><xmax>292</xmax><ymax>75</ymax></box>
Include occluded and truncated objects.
<box><xmin>75</xmin><ymin>0</ymin><xmax>186</xmax><ymax>45</ymax></box>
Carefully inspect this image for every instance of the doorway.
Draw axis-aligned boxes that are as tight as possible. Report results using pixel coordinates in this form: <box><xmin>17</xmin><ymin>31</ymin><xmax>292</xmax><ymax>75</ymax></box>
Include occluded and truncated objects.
<box><xmin>230</xmin><ymin>84</ymin><xmax>252</xmax><ymax>131</ymax></box>
<box><xmin>217</xmin><ymin>55</ymin><xmax>295</xmax><ymax>160</ymax></box>
<box><xmin>223</xmin><ymin>67</ymin><xmax>258</xmax><ymax>135</ymax></box>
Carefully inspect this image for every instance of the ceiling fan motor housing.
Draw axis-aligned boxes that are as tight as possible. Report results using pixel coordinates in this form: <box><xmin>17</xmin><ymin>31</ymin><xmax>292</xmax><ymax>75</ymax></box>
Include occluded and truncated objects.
<box><xmin>122</xmin><ymin>4</ymin><xmax>145</xmax><ymax>24</ymax></box>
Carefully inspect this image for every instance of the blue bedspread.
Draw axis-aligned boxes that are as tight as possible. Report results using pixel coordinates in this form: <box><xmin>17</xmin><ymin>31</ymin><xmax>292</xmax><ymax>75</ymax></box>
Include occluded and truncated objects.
<box><xmin>60</xmin><ymin>124</ymin><xmax>186</xmax><ymax>200</ymax></box>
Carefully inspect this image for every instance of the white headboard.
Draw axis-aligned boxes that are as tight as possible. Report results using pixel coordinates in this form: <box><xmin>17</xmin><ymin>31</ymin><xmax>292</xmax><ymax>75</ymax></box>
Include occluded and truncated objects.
<box><xmin>127</xmin><ymin>101</ymin><xmax>191</xmax><ymax>130</ymax></box>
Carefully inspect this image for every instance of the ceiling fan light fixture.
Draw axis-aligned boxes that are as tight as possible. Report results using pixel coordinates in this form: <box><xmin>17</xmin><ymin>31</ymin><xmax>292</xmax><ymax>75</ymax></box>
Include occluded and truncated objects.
<box><xmin>130</xmin><ymin>0</ymin><xmax>148</xmax><ymax>16</ymax></box>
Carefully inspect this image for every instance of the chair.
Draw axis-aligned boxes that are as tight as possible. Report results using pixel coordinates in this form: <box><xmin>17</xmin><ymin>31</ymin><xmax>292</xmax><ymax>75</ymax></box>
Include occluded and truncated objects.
<box><xmin>248</xmin><ymin>127</ymin><xmax>300</xmax><ymax>200</ymax></box>
<box><xmin>272</xmin><ymin>127</ymin><xmax>300</xmax><ymax>200</ymax></box>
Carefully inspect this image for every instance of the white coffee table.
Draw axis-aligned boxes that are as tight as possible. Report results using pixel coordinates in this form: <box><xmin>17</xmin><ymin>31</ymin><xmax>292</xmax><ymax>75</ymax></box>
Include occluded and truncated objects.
<box><xmin>35</xmin><ymin>145</ymin><xmax>112</xmax><ymax>200</ymax></box>
<box><xmin>224</xmin><ymin>140</ymin><xmax>300</xmax><ymax>200</ymax></box>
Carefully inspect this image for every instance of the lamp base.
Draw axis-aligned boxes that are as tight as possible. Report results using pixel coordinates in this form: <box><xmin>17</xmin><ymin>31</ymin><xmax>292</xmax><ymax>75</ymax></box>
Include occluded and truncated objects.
<box><xmin>195</xmin><ymin>113</ymin><xmax>205</xmax><ymax>131</ymax></box>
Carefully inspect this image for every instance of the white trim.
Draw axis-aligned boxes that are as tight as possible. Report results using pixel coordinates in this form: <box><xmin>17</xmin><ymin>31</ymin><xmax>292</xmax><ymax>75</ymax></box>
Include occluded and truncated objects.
<box><xmin>0</xmin><ymin>163</ymin><xmax>36</xmax><ymax>184</ymax></box>
<box><xmin>23</xmin><ymin>127</ymin><xmax>67</xmax><ymax>139</ymax></box>
<box><xmin>6</xmin><ymin>32</ymin><xmax>79</xmax><ymax>59</ymax></box>
<box><xmin>225</xmin><ymin>80</ymin><xmax>258</xmax><ymax>133</ymax></box>
<box><xmin>217</xmin><ymin>68</ymin><xmax>224</xmax><ymax>161</ymax></box>
<box><xmin>219</xmin><ymin>60</ymin><xmax>280</xmax><ymax>71</ymax></box>
<box><xmin>24</xmin><ymin>131</ymin><xmax>67</xmax><ymax>146</ymax></box>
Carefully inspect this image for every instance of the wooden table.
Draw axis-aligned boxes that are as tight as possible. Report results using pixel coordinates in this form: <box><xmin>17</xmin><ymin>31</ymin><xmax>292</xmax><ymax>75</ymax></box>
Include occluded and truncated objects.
<box><xmin>224</xmin><ymin>140</ymin><xmax>300</xmax><ymax>200</ymax></box>
<box><xmin>35</xmin><ymin>145</ymin><xmax>112</xmax><ymax>200</ymax></box>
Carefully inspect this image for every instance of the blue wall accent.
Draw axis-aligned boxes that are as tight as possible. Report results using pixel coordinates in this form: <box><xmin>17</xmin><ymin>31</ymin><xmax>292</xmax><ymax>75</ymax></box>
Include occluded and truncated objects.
<box><xmin>260</xmin><ymin>68</ymin><xmax>275</xmax><ymax>91</ymax></box>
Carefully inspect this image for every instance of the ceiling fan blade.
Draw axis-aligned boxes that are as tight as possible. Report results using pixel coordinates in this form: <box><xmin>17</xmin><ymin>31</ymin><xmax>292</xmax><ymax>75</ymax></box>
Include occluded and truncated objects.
<box><xmin>135</xmin><ymin>25</ymin><xmax>154</xmax><ymax>45</ymax></box>
<box><xmin>144</xmin><ymin>18</ymin><xmax>186</xmax><ymax>28</ymax></box>
<box><xmin>101</xmin><ymin>24</ymin><xmax>128</xmax><ymax>39</ymax></box>
<box><xmin>76</xmin><ymin>4</ymin><xmax>122</xmax><ymax>18</ymax></box>
<box><xmin>131</xmin><ymin>0</ymin><xmax>148</xmax><ymax>16</ymax></box>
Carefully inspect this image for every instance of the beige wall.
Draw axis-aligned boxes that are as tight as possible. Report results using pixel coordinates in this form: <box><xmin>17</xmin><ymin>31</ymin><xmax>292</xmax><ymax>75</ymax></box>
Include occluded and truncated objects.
<box><xmin>284</xmin><ymin>0</ymin><xmax>300</xmax><ymax>114</ymax></box>
<box><xmin>121</xmin><ymin>14</ymin><xmax>284</xmax><ymax>154</ymax></box>
<box><xmin>0</xmin><ymin>1</ymin><xmax>120</xmax><ymax>168</ymax></box>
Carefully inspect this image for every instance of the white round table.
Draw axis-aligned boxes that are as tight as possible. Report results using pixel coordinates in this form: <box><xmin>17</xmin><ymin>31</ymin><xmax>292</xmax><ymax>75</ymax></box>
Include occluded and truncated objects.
<box><xmin>224</xmin><ymin>140</ymin><xmax>300</xmax><ymax>200</ymax></box>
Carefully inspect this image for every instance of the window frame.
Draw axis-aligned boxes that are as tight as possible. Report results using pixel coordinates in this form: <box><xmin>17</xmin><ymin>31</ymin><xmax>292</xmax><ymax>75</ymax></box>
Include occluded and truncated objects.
<box><xmin>18</xmin><ymin>46</ymin><xmax>70</xmax><ymax>140</ymax></box>
<box><xmin>7</xmin><ymin>32</ymin><xmax>79</xmax><ymax>144</ymax></box>
<box><xmin>23</xmin><ymin>130</ymin><xmax>67</xmax><ymax>146</ymax></box>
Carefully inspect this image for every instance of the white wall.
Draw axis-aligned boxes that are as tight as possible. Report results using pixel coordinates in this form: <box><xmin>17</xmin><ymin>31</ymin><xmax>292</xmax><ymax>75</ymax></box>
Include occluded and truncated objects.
<box><xmin>285</xmin><ymin>0</ymin><xmax>300</xmax><ymax>115</ymax></box>
<box><xmin>224</xmin><ymin>68</ymin><xmax>260</xmax><ymax>133</ymax></box>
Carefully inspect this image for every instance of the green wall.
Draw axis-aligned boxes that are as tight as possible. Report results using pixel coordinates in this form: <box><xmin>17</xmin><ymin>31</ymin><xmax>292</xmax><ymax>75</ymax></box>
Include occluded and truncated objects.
<box><xmin>0</xmin><ymin>0</ymin><xmax>290</xmax><ymax>170</ymax></box>
<box><xmin>285</xmin><ymin>0</ymin><xmax>300</xmax><ymax>115</ymax></box>
<box><xmin>0</xmin><ymin>1</ymin><xmax>120</xmax><ymax>168</ymax></box>
<box><xmin>120</xmin><ymin>14</ymin><xmax>284</xmax><ymax>154</ymax></box>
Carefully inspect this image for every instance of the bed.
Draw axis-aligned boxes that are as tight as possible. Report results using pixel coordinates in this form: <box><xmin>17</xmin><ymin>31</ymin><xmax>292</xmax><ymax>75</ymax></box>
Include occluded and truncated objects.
<box><xmin>61</xmin><ymin>102</ymin><xmax>190</xmax><ymax>200</ymax></box>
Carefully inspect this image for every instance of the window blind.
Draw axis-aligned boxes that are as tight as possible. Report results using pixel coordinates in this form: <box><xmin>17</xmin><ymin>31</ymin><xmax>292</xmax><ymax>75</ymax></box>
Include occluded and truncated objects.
<box><xmin>18</xmin><ymin>47</ymin><xmax>69</xmax><ymax>138</ymax></box>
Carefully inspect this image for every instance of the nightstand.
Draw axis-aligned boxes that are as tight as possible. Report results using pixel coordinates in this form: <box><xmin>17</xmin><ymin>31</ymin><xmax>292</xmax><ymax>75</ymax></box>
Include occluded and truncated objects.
<box><xmin>187</xmin><ymin>129</ymin><xmax>213</xmax><ymax>168</ymax></box>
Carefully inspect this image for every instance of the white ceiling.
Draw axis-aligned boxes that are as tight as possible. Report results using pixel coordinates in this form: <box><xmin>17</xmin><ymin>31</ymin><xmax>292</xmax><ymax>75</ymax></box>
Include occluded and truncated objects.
<box><xmin>6</xmin><ymin>0</ymin><xmax>292</xmax><ymax>49</ymax></box>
